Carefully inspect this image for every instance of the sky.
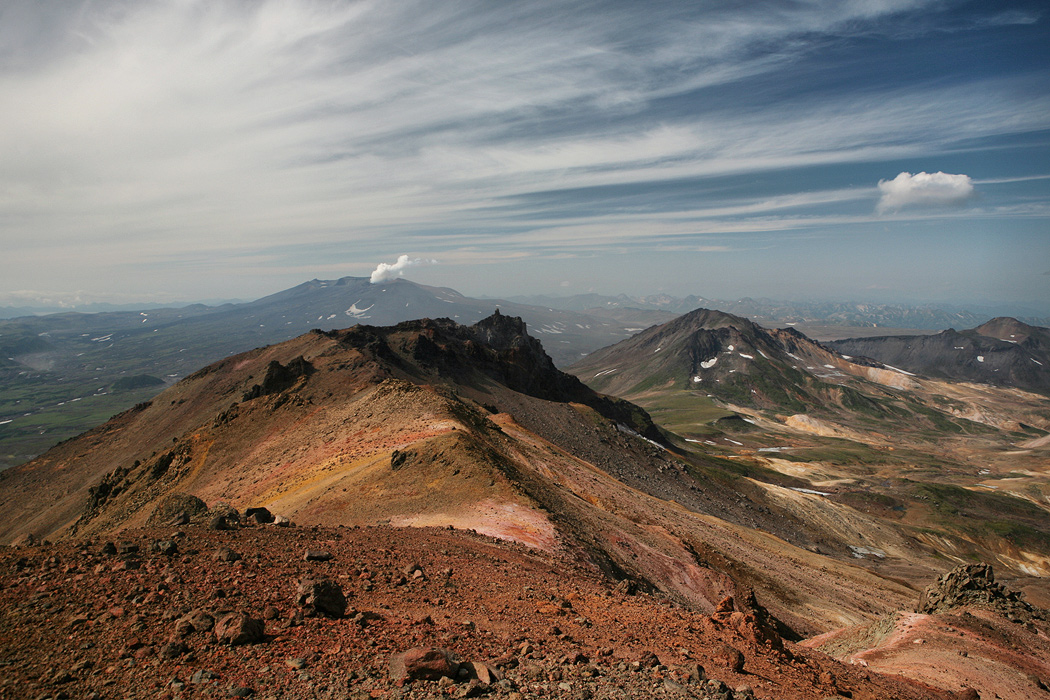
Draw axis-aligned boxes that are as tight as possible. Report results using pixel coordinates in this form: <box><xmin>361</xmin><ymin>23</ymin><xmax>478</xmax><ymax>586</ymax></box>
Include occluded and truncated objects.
<box><xmin>1</xmin><ymin>0</ymin><xmax>1049</xmax><ymax>312</ymax></box>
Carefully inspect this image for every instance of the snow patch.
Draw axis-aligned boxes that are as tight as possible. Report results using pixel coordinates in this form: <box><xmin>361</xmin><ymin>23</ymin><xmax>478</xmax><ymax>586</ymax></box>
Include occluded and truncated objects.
<box><xmin>700</xmin><ymin>357</ymin><xmax>718</xmax><ymax>369</ymax></box>
<box><xmin>593</xmin><ymin>368</ymin><xmax>619</xmax><ymax>378</ymax></box>
<box><xmin>882</xmin><ymin>364</ymin><xmax>916</xmax><ymax>376</ymax></box>
<box><xmin>849</xmin><ymin>545</ymin><xmax>886</xmax><ymax>559</ymax></box>
<box><xmin>977</xmin><ymin>355</ymin><xmax>985</xmax><ymax>363</ymax></box>
<box><xmin>726</xmin><ymin>345</ymin><xmax>734</xmax><ymax>352</ymax></box>
<box><xmin>739</xmin><ymin>353</ymin><xmax>754</xmax><ymax>360</ymax></box>
<box><xmin>692</xmin><ymin>376</ymin><xmax>702</xmax><ymax>383</ymax></box>
<box><xmin>789</xmin><ymin>487</ymin><xmax>831</xmax><ymax>497</ymax></box>
<box><xmin>346</xmin><ymin>302</ymin><xmax>374</xmax><ymax>318</ymax></box>
<box><xmin>1033</xmin><ymin>358</ymin><xmax>1044</xmax><ymax>366</ymax></box>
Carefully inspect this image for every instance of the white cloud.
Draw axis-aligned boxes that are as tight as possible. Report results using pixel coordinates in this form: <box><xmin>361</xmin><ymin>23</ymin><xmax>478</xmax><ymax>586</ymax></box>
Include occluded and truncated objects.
<box><xmin>369</xmin><ymin>255</ymin><xmax>436</xmax><ymax>283</ymax></box>
<box><xmin>876</xmin><ymin>171</ymin><xmax>975</xmax><ymax>213</ymax></box>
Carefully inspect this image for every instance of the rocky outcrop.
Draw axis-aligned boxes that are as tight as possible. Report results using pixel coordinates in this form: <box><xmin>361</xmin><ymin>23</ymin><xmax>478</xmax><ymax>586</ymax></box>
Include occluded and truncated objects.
<box><xmin>242</xmin><ymin>356</ymin><xmax>313</xmax><ymax>401</ymax></box>
<box><xmin>916</xmin><ymin>564</ymin><xmax>1037</xmax><ymax>618</ymax></box>
<box><xmin>146</xmin><ymin>493</ymin><xmax>209</xmax><ymax>526</ymax></box>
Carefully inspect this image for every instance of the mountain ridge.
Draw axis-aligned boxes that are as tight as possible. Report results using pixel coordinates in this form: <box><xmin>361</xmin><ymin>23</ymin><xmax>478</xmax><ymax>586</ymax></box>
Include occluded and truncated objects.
<box><xmin>829</xmin><ymin>316</ymin><xmax>1050</xmax><ymax>395</ymax></box>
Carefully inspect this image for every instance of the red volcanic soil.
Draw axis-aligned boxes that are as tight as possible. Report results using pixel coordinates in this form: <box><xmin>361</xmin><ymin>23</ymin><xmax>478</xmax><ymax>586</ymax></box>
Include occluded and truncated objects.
<box><xmin>0</xmin><ymin>522</ymin><xmax>950</xmax><ymax>700</ymax></box>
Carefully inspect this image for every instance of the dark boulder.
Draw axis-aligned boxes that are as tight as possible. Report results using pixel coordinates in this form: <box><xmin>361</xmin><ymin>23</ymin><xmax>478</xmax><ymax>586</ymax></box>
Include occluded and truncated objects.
<box><xmin>295</xmin><ymin>578</ymin><xmax>347</xmax><ymax>618</ymax></box>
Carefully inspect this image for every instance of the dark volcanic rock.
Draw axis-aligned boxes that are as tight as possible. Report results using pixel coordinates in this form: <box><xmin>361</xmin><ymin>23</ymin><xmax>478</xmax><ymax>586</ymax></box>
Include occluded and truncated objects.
<box><xmin>242</xmin><ymin>356</ymin><xmax>313</xmax><ymax>401</ymax></box>
<box><xmin>213</xmin><ymin>547</ymin><xmax>242</xmax><ymax>563</ymax></box>
<box><xmin>244</xmin><ymin>507</ymin><xmax>274</xmax><ymax>524</ymax></box>
<box><xmin>296</xmin><ymin>578</ymin><xmax>347</xmax><ymax>618</ymax></box>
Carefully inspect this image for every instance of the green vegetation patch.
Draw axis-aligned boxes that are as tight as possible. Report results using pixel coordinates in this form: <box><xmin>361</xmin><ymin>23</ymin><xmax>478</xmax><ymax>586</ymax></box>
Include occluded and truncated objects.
<box><xmin>631</xmin><ymin>390</ymin><xmax>735</xmax><ymax>437</ymax></box>
<box><xmin>915</xmin><ymin>482</ymin><xmax>1050</xmax><ymax>552</ymax></box>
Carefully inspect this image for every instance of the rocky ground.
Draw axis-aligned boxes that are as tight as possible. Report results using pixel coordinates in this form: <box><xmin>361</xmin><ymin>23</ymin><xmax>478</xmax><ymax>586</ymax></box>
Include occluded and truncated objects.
<box><xmin>0</xmin><ymin>519</ymin><xmax>952</xmax><ymax>700</ymax></box>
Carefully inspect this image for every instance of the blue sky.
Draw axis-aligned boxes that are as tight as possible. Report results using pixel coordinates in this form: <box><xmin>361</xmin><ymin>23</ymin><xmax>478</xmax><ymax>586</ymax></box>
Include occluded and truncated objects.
<box><xmin>1</xmin><ymin>0</ymin><xmax>1048</xmax><ymax>311</ymax></box>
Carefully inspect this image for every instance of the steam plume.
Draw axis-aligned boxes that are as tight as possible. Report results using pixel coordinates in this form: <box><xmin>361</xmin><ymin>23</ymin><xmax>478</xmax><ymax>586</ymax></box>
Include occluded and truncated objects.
<box><xmin>369</xmin><ymin>255</ymin><xmax>434</xmax><ymax>283</ymax></box>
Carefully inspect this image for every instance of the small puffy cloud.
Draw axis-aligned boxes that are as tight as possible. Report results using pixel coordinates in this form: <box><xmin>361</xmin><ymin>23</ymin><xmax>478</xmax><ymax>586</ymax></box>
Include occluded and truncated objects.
<box><xmin>369</xmin><ymin>255</ymin><xmax>435</xmax><ymax>283</ymax></box>
<box><xmin>876</xmin><ymin>171</ymin><xmax>975</xmax><ymax>213</ymax></box>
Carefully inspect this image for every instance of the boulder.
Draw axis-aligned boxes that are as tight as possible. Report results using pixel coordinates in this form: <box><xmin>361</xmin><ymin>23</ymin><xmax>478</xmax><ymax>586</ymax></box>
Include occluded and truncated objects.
<box><xmin>213</xmin><ymin>547</ymin><xmax>242</xmax><ymax>563</ymax></box>
<box><xmin>389</xmin><ymin>647</ymin><xmax>460</xmax><ymax>682</ymax></box>
<box><xmin>213</xmin><ymin>612</ymin><xmax>265</xmax><ymax>645</ymax></box>
<box><xmin>245</xmin><ymin>507</ymin><xmax>274</xmax><ymax>524</ymax></box>
<box><xmin>295</xmin><ymin>578</ymin><xmax>347</xmax><ymax>618</ymax></box>
<box><xmin>174</xmin><ymin>609</ymin><xmax>215</xmax><ymax>638</ymax></box>
<box><xmin>463</xmin><ymin>661</ymin><xmax>502</xmax><ymax>685</ymax></box>
<box><xmin>208</xmin><ymin>515</ymin><xmax>233</xmax><ymax>531</ymax></box>
<box><xmin>711</xmin><ymin>642</ymin><xmax>744</xmax><ymax>673</ymax></box>
<box><xmin>209</xmin><ymin>502</ymin><xmax>241</xmax><ymax>523</ymax></box>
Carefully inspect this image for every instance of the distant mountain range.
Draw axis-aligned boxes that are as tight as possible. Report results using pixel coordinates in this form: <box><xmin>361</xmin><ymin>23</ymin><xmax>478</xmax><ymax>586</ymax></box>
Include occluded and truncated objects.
<box><xmin>567</xmin><ymin>307</ymin><xmax>1015</xmax><ymax>437</ymax></box>
<box><xmin>829</xmin><ymin>317</ymin><xmax>1050</xmax><ymax>395</ymax></box>
<box><xmin>510</xmin><ymin>293</ymin><xmax>1050</xmax><ymax>330</ymax></box>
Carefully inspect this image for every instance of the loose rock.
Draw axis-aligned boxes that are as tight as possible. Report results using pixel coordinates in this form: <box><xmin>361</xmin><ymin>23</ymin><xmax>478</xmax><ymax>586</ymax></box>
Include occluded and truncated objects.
<box><xmin>213</xmin><ymin>612</ymin><xmax>265</xmax><ymax>645</ymax></box>
<box><xmin>389</xmin><ymin>647</ymin><xmax>460</xmax><ymax>682</ymax></box>
<box><xmin>295</xmin><ymin>578</ymin><xmax>347</xmax><ymax>618</ymax></box>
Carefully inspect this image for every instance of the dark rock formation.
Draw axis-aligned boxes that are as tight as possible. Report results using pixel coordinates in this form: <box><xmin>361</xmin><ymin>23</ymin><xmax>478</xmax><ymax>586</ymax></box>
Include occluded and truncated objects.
<box><xmin>917</xmin><ymin>564</ymin><xmax>1036</xmax><ymax>618</ymax></box>
<box><xmin>296</xmin><ymin>578</ymin><xmax>347</xmax><ymax>618</ymax></box>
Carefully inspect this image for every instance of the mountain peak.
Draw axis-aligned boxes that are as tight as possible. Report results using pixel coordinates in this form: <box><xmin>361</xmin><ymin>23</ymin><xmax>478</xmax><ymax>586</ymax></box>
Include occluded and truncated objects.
<box><xmin>974</xmin><ymin>316</ymin><xmax>1035</xmax><ymax>342</ymax></box>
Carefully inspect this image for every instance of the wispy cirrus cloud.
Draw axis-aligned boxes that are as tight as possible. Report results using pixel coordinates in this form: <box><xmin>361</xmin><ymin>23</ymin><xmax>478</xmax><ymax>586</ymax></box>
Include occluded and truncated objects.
<box><xmin>0</xmin><ymin>0</ymin><xmax>1047</xmax><ymax>303</ymax></box>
